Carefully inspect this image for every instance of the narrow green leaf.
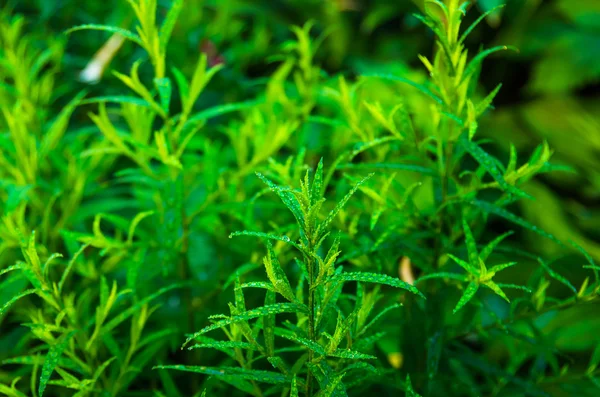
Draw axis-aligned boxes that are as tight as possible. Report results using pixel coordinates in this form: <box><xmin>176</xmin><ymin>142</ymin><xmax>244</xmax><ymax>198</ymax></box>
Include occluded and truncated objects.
<box><xmin>330</xmin><ymin>349</ymin><xmax>376</xmax><ymax>360</ymax></box>
<box><xmin>264</xmin><ymin>290</ymin><xmax>276</xmax><ymax>356</ymax></box>
<box><xmin>460</xmin><ymin>135</ymin><xmax>531</xmax><ymax>199</ymax></box>
<box><xmin>507</xmin><ymin>144</ymin><xmax>518</xmax><ymax>175</ymax></box>
<box><xmin>311</xmin><ymin>158</ymin><xmax>324</xmax><ymax>203</ymax></box>
<box><xmin>328</xmin><ymin>311</ymin><xmax>357</xmax><ymax>352</ymax></box>
<box><xmin>475</xmin><ymin>83</ymin><xmax>502</xmax><ymax>116</ymax></box>
<box><xmin>1</xmin><ymin>289</ymin><xmax>37</xmax><ymax>316</ymax></box>
<box><xmin>237</xmin><ymin>282</ymin><xmax>275</xmax><ymax>292</ymax></box>
<box><xmin>263</xmin><ymin>241</ymin><xmax>296</xmax><ymax>302</ymax></box>
<box><xmin>354</xmin><ymin>332</ymin><xmax>387</xmax><ymax>351</ymax></box>
<box><xmin>364</xmin><ymin>73</ymin><xmax>443</xmax><ymax>105</ymax></box>
<box><xmin>453</xmin><ymin>282</ymin><xmax>479</xmax><ymax>314</ymax></box>
<box><xmin>0</xmin><ymin>263</ymin><xmax>23</xmax><ymax>277</ymax></box>
<box><xmin>171</xmin><ymin>66</ymin><xmax>189</xmax><ymax>107</ymax></box>
<box><xmin>487</xmin><ymin>262</ymin><xmax>517</xmax><ymax>276</ymax></box>
<box><xmin>19</xmin><ymin>231</ymin><xmax>44</xmax><ymax>289</ymax></box>
<box><xmin>154</xmin><ymin>365</ymin><xmax>288</xmax><ymax>384</ymax></box>
<box><xmin>102</xmin><ymin>283</ymin><xmax>183</xmax><ymax>333</ymax></box>
<box><xmin>276</xmin><ymin>329</ymin><xmax>326</xmax><ymax>356</ymax></box>
<box><xmin>229</xmin><ymin>231</ymin><xmax>304</xmax><ymax>253</ymax></box>
<box><xmin>337</xmin><ymin>162</ymin><xmax>435</xmax><ymax>175</ymax></box>
<box><xmin>495</xmin><ymin>283</ymin><xmax>532</xmax><ymax>293</ymax></box>
<box><xmin>539</xmin><ymin>162</ymin><xmax>576</xmax><ymax>174</ymax></box>
<box><xmin>184</xmin><ymin>303</ymin><xmax>308</xmax><ymax>345</ymax></box>
<box><xmin>157</xmin><ymin>362</ymin><xmax>183</xmax><ymax>397</ymax></box>
<box><xmin>459</xmin><ymin>5</ymin><xmax>506</xmax><ymax>44</ymax></box>
<box><xmin>0</xmin><ymin>383</ymin><xmax>28</xmax><ymax>397</ymax></box>
<box><xmin>186</xmin><ymin>100</ymin><xmax>261</xmax><ymax>124</ymax></box>
<box><xmin>1</xmin><ymin>356</ymin><xmax>83</xmax><ymax>373</ymax></box>
<box><xmin>319</xmin><ymin>174</ymin><xmax>373</xmax><ymax>234</ymax></box>
<box><xmin>359</xmin><ymin>303</ymin><xmax>402</xmax><ymax>336</ymax></box>
<box><xmin>322</xmin><ymin>373</ymin><xmax>345</xmax><ymax>397</ymax></box>
<box><xmin>483</xmin><ymin>281</ymin><xmax>510</xmax><ymax>302</ymax></box>
<box><xmin>447</xmin><ymin>254</ymin><xmax>477</xmax><ymax>275</ymax></box>
<box><xmin>327</xmin><ymin>272</ymin><xmax>424</xmax><ymax>299</ymax></box>
<box><xmin>92</xmin><ymin>357</ymin><xmax>116</xmax><ymax>380</ymax></box>
<box><xmin>127</xmin><ymin>211</ymin><xmax>155</xmax><ymax>245</ymax></box>
<box><xmin>467</xmin><ymin>100</ymin><xmax>478</xmax><ymax>140</ymax></box>
<box><xmin>235</xmin><ymin>276</ymin><xmax>246</xmax><ymax>311</ymax></box>
<box><xmin>347</xmin><ymin>137</ymin><xmax>400</xmax><ymax>162</ymax></box>
<box><xmin>40</xmin><ymin>91</ymin><xmax>87</xmax><ymax>159</ymax></box>
<box><xmin>255</xmin><ymin>173</ymin><xmax>305</xmax><ymax>227</ymax></box>
<box><xmin>64</xmin><ymin>25</ymin><xmax>143</xmax><ymax>46</ymax></box>
<box><xmin>424</xmin><ymin>1</ymin><xmax>449</xmax><ymax>26</ymax></box>
<box><xmin>267</xmin><ymin>356</ymin><xmax>288</xmax><ymax>374</ymax></box>
<box><xmin>480</xmin><ymin>231</ymin><xmax>514</xmax><ymax>262</ymax></box>
<box><xmin>39</xmin><ymin>331</ymin><xmax>76</xmax><ymax>396</ymax></box>
<box><xmin>462</xmin><ymin>46</ymin><xmax>518</xmax><ymax>83</ymax></box>
<box><xmin>308</xmin><ymin>361</ymin><xmax>347</xmax><ymax>397</ymax></box>
<box><xmin>59</xmin><ymin>243</ymin><xmax>90</xmax><ymax>293</ymax></box>
<box><xmin>80</xmin><ymin>96</ymin><xmax>151</xmax><ymax>107</ymax></box>
<box><xmin>187</xmin><ymin>341</ymin><xmax>256</xmax><ymax>351</ymax></box>
<box><xmin>471</xmin><ymin>200</ymin><xmax>564</xmax><ymax>246</ymax></box>
<box><xmin>412</xmin><ymin>14</ymin><xmax>455</xmax><ymax>75</ymax></box>
<box><xmin>416</xmin><ymin>272</ymin><xmax>468</xmax><ymax>283</ymax></box>
<box><xmin>307</xmin><ymin>116</ymin><xmax>345</xmax><ymax>128</ymax></box>
<box><xmin>342</xmin><ymin>362</ymin><xmax>379</xmax><ymax>375</ymax></box>
<box><xmin>570</xmin><ymin>239</ymin><xmax>599</xmax><ymax>284</ymax></box>
<box><xmin>159</xmin><ymin>0</ymin><xmax>183</xmax><ymax>50</ymax></box>
<box><xmin>539</xmin><ymin>259</ymin><xmax>577</xmax><ymax>295</ymax></box>
<box><xmin>394</xmin><ymin>98</ymin><xmax>415</xmax><ymax>144</ymax></box>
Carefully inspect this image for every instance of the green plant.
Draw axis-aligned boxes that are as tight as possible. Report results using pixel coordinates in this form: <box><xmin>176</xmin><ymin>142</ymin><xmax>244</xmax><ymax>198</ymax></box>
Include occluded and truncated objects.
<box><xmin>2</xmin><ymin>0</ymin><xmax>600</xmax><ymax>396</ymax></box>
<box><xmin>156</xmin><ymin>163</ymin><xmax>424</xmax><ymax>396</ymax></box>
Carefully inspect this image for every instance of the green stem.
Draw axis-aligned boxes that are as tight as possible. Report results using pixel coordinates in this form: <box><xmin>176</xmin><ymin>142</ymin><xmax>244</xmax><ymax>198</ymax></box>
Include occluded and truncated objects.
<box><xmin>306</xmin><ymin>251</ymin><xmax>316</xmax><ymax>397</ymax></box>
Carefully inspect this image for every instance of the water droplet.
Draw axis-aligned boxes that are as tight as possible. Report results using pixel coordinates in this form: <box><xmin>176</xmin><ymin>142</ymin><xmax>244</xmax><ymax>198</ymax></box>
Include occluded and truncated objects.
<box><xmin>282</xmin><ymin>236</ymin><xmax>290</xmax><ymax>242</ymax></box>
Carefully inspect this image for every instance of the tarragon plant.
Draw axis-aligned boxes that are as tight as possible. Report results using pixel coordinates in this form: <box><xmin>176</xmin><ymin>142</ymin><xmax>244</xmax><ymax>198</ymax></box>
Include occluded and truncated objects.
<box><xmin>1</xmin><ymin>1</ymin><xmax>600</xmax><ymax>397</ymax></box>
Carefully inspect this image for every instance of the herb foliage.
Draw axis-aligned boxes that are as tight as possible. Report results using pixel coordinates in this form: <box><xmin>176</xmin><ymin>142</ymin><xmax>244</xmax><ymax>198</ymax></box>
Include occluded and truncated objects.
<box><xmin>1</xmin><ymin>1</ymin><xmax>600</xmax><ymax>396</ymax></box>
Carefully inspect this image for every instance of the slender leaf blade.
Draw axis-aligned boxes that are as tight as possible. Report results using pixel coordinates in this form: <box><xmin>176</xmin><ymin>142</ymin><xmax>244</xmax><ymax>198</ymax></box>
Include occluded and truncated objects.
<box><xmin>453</xmin><ymin>282</ymin><xmax>479</xmax><ymax>314</ymax></box>
<box><xmin>153</xmin><ymin>365</ymin><xmax>288</xmax><ymax>385</ymax></box>
<box><xmin>39</xmin><ymin>331</ymin><xmax>77</xmax><ymax>396</ymax></box>
<box><xmin>328</xmin><ymin>272</ymin><xmax>424</xmax><ymax>299</ymax></box>
<box><xmin>64</xmin><ymin>25</ymin><xmax>143</xmax><ymax>46</ymax></box>
<box><xmin>184</xmin><ymin>303</ymin><xmax>308</xmax><ymax>345</ymax></box>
